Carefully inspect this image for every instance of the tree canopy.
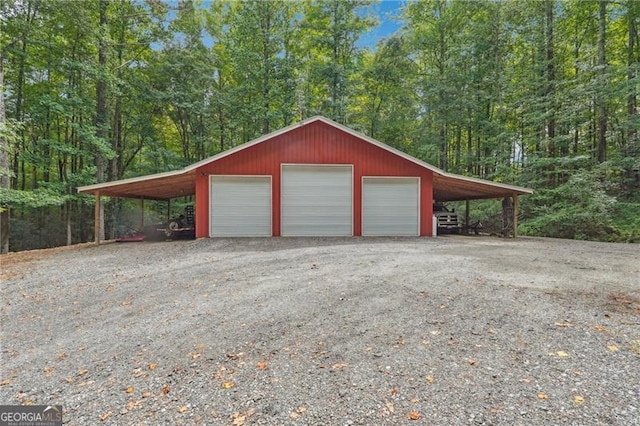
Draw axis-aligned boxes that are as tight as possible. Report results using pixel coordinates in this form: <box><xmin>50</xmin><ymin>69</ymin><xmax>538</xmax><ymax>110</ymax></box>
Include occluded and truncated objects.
<box><xmin>1</xmin><ymin>0</ymin><xmax>639</xmax><ymax>251</ymax></box>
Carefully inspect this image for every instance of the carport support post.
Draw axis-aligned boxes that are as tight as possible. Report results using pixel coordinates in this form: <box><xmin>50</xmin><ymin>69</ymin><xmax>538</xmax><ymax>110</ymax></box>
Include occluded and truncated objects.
<box><xmin>140</xmin><ymin>198</ymin><xmax>145</xmax><ymax>229</ymax></box>
<box><xmin>512</xmin><ymin>193</ymin><xmax>519</xmax><ymax>238</ymax></box>
<box><xmin>94</xmin><ymin>191</ymin><xmax>101</xmax><ymax>245</ymax></box>
<box><xmin>465</xmin><ymin>199</ymin><xmax>470</xmax><ymax>232</ymax></box>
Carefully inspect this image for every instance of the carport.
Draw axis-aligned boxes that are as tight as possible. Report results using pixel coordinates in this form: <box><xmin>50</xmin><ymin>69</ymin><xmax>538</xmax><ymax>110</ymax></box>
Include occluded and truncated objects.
<box><xmin>78</xmin><ymin>116</ymin><xmax>532</xmax><ymax>242</ymax></box>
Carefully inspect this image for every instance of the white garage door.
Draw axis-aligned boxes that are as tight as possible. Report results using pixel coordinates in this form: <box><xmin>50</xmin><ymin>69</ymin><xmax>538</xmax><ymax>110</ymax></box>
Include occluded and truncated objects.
<box><xmin>362</xmin><ymin>177</ymin><xmax>419</xmax><ymax>236</ymax></box>
<box><xmin>281</xmin><ymin>165</ymin><xmax>353</xmax><ymax>236</ymax></box>
<box><xmin>210</xmin><ymin>176</ymin><xmax>271</xmax><ymax>237</ymax></box>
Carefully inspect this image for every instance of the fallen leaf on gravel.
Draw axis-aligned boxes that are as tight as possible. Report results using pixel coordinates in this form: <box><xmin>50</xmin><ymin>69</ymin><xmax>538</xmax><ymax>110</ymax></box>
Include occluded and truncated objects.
<box><xmin>159</xmin><ymin>385</ymin><xmax>171</xmax><ymax>395</ymax></box>
<box><xmin>554</xmin><ymin>322</ymin><xmax>574</xmax><ymax>327</ymax></box>
<box><xmin>227</xmin><ymin>352</ymin><xmax>243</xmax><ymax>360</ymax></box>
<box><xmin>537</xmin><ymin>392</ymin><xmax>548</xmax><ymax>400</ymax></box>
<box><xmin>192</xmin><ymin>353</ymin><xmax>201</xmax><ymax>360</ymax></box>
<box><xmin>178</xmin><ymin>406</ymin><xmax>188</xmax><ymax>413</ymax></box>
<box><xmin>390</xmin><ymin>388</ymin><xmax>398</xmax><ymax>396</ymax></box>
<box><xmin>256</xmin><ymin>361</ymin><xmax>267</xmax><ymax>370</ymax></box>
<box><xmin>77</xmin><ymin>369</ymin><xmax>88</xmax><ymax>376</ymax></box>
<box><xmin>148</xmin><ymin>363</ymin><xmax>157</xmax><ymax>370</ymax></box>
<box><xmin>222</xmin><ymin>381</ymin><xmax>234</xmax><ymax>389</ymax></box>
<box><xmin>232</xmin><ymin>411</ymin><xmax>249</xmax><ymax>425</ymax></box>
<box><xmin>57</xmin><ymin>351</ymin><xmax>67</xmax><ymax>361</ymax></box>
<box><xmin>0</xmin><ymin>378</ymin><xmax>14</xmax><ymax>386</ymax></box>
<box><xmin>467</xmin><ymin>359</ymin><xmax>477</xmax><ymax>365</ymax></box>
<box><xmin>290</xmin><ymin>412</ymin><xmax>300</xmax><ymax>419</ymax></box>
<box><xmin>331</xmin><ymin>363</ymin><xmax>348</xmax><ymax>369</ymax></box>
<box><xmin>132</xmin><ymin>368</ymin><xmax>146</xmax><ymax>378</ymax></box>
<box><xmin>142</xmin><ymin>391</ymin><xmax>151</xmax><ymax>398</ymax></box>
<box><xmin>43</xmin><ymin>366</ymin><xmax>55</xmax><ymax>376</ymax></box>
<box><xmin>426</xmin><ymin>375</ymin><xmax>435</xmax><ymax>383</ymax></box>
<box><xmin>99</xmin><ymin>411</ymin><xmax>111</xmax><ymax>421</ymax></box>
<box><xmin>125</xmin><ymin>386</ymin><xmax>135</xmax><ymax>393</ymax></box>
<box><xmin>126</xmin><ymin>399</ymin><xmax>142</xmax><ymax>410</ymax></box>
<box><xmin>573</xmin><ymin>395</ymin><xmax>585</xmax><ymax>404</ymax></box>
<box><xmin>607</xmin><ymin>345</ymin><xmax>619</xmax><ymax>352</ymax></box>
<box><xmin>386</xmin><ymin>402</ymin><xmax>395</xmax><ymax>413</ymax></box>
<box><xmin>551</xmin><ymin>351</ymin><xmax>569</xmax><ymax>358</ymax></box>
<box><xmin>408</xmin><ymin>411</ymin><xmax>421</xmax><ymax>420</ymax></box>
<box><xmin>410</xmin><ymin>397</ymin><xmax>420</xmax><ymax>403</ymax></box>
<box><xmin>593</xmin><ymin>325</ymin><xmax>607</xmax><ymax>332</ymax></box>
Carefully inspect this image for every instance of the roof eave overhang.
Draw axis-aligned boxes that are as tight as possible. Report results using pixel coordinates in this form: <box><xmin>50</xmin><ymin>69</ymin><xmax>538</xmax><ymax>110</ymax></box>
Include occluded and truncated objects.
<box><xmin>76</xmin><ymin>115</ymin><xmax>533</xmax><ymax>202</ymax></box>
<box><xmin>77</xmin><ymin>169</ymin><xmax>196</xmax><ymax>200</ymax></box>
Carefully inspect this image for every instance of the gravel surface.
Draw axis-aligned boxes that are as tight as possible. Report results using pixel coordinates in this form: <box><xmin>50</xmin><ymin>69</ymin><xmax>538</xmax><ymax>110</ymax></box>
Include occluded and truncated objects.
<box><xmin>1</xmin><ymin>236</ymin><xmax>639</xmax><ymax>425</ymax></box>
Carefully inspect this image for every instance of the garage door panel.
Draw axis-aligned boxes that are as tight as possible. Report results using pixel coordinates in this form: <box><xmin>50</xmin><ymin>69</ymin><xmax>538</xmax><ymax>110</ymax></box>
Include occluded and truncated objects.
<box><xmin>210</xmin><ymin>176</ymin><xmax>271</xmax><ymax>237</ymax></box>
<box><xmin>362</xmin><ymin>177</ymin><xmax>419</xmax><ymax>236</ymax></box>
<box><xmin>282</xmin><ymin>165</ymin><xmax>352</xmax><ymax>236</ymax></box>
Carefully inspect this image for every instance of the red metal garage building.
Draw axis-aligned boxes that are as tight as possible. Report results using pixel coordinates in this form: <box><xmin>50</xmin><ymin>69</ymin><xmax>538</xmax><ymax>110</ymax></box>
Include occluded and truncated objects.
<box><xmin>79</xmin><ymin>116</ymin><xmax>532</xmax><ymax>239</ymax></box>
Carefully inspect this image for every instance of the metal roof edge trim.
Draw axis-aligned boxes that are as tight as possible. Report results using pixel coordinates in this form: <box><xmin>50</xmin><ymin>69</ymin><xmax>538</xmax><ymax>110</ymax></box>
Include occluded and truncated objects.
<box><xmin>77</xmin><ymin>168</ymin><xmax>192</xmax><ymax>193</ymax></box>
<box><xmin>435</xmin><ymin>172</ymin><xmax>534</xmax><ymax>194</ymax></box>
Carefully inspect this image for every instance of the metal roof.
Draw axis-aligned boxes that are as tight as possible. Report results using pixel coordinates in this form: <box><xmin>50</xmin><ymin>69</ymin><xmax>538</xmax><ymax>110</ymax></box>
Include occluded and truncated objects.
<box><xmin>77</xmin><ymin>116</ymin><xmax>532</xmax><ymax>201</ymax></box>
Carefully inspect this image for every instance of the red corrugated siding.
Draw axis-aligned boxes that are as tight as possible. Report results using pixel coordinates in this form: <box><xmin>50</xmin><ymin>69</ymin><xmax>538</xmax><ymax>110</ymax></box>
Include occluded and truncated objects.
<box><xmin>195</xmin><ymin>121</ymin><xmax>434</xmax><ymax>237</ymax></box>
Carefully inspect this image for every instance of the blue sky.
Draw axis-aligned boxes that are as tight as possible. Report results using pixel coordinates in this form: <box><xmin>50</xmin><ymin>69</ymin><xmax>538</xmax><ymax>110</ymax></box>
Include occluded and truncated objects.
<box><xmin>357</xmin><ymin>0</ymin><xmax>406</xmax><ymax>49</ymax></box>
<box><xmin>165</xmin><ymin>0</ymin><xmax>406</xmax><ymax>50</ymax></box>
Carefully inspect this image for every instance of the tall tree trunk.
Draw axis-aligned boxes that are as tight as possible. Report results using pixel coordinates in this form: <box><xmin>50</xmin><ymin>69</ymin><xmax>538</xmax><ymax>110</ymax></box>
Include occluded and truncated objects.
<box><xmin>454</xmin><ymin>125</ymin><xmax>461</xmax><ymax>172</ymax></box>
<box><xmin>262</xmin><ymin>8</ymin><xmax>271</xmax><ymax>134</ymax></box>
<box><xmin>11</xmin><ymin>1</ymin><xmax>35</xmax><ymax>191</ymax></box>
<box><xmin>628</xmin><ymin>0</ymin><xmax>638</xmax><ymax>151</ymax></box>
<box><xmin>0</xmin><ymin>53</ymin><xmax>9</xmax><ymax>253</ymax></box>
<box><xmin>545</xmin><ymin>0</ymin><xmax>556</xmax><ymax>158</ymax></box>
<box><xmin>65</xmin><ymin>200</ymin><xmax>72</xmax><ymax>246</ymax></box>
<box><xmin>331</xmin><ymin>1</ymin><xmax>340</xmax><ymax>122</ymax></box>
<box><xmin>95</xmin><ymin>0</ymin><xmax>109</xmax><ymax>240</ymax></box>
<box><xmin>466</xmin><ymin>123</ymin><xmax>473</xmax><ymax>174</ymax></box>
<box><xmin>596</xmin><ymin>0</ymin><xmax>608</xmax><ymax>163</ymax></box>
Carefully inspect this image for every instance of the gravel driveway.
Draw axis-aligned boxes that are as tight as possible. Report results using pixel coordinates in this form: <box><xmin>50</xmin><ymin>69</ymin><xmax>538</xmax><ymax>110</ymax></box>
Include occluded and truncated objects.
<box><xmin>1</xmin><ymin>236</ymin><xmax>639</xmax><ymax>425</ymax></box>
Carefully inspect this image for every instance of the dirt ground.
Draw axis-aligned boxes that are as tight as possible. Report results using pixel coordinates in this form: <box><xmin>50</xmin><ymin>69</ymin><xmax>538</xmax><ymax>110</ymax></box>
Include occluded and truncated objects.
<box><xmin>1</xmin><ymin>236</ymin><xmax>639</xmax><ymax>425</ymax></box>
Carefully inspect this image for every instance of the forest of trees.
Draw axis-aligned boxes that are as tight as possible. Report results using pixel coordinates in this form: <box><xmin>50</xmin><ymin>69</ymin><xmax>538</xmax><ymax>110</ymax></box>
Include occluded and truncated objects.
<box><xmin>1</xmin><ymin>0</ymin><xmax>639</xmax><ymax>252</ymax></box>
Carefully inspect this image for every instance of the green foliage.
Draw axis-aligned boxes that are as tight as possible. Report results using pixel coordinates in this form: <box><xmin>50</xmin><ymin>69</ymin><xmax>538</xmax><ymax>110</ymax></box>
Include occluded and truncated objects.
<box><xmin>466</xmin><ymin>199</ymin><xmax>504</xmax><ymax>234</ymax></box>
<box><xmin>519</xmin><ymin>171</ymin><xmax>618</xmax><ymax>240</ymax></box>
<box><xmin>0</xmin><ymin>187</ymin><xmax>66</xmax><ymax>210</ymax></box>
<box><xmin>611</xmin><ymin>202</ymin><xmax>640</xmax><ymax>242</ymax></box>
